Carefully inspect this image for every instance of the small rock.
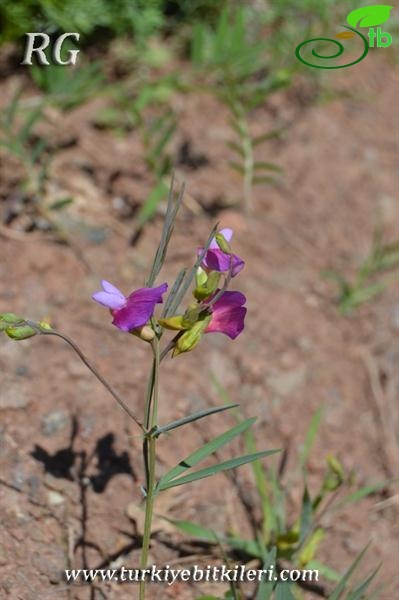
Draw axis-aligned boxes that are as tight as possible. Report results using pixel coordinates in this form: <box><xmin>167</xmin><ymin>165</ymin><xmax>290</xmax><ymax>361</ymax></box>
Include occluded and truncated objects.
<box><xmin>47</xmin><ymin>491</ymin><xmax>64</xmax><ymax>506</ymax></box>
<box><xmin>41</xmin><ymin>410</ymin><xmax>69</xmax><ymax>436</ymax></box>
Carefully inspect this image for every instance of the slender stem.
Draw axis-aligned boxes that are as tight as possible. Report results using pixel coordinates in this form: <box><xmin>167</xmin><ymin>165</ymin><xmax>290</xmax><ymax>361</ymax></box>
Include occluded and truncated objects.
<box><xmin>139</xmin><ymin>336</ymin><xmax>161</xmax><ymax>600</ymax></box>
<box><xmin>31</xmin><ymin>326</ymin><xmax>143</xmax><ymax>431</ymax></box>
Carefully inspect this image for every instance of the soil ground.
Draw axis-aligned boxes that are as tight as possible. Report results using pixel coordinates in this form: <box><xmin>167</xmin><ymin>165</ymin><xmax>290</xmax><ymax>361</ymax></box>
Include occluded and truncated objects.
<box><xmin>0</xmin><ymin>51</ymin><xmax>398</xmax><ymax>600</ymax></box>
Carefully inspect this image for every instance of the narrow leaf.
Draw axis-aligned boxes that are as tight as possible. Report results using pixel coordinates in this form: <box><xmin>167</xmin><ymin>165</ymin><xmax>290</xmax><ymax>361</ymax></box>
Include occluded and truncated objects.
<box><xmin>256</xmin><ymin>546</ymin><xmax>277</xmax><ymax>600</ymax></box>
<box><xmin>275</xmin><ymin>582</ymin><xmax>296</xmax><ymax>600</ymax></box>
<box><xmin>154</xmin><ymin>403</ymin><xmax>239</xmax><ymax>436</ymax></box>
<box><xmin>253</xmin><ymin>161</ymin><xmax>282</xmax><ymax>173</ymax></box>
<box><xmin>158</xmin><ymin>450</ymin><xmax>280</xmax><ymax>491</ymax></box>
<box><xmin>329</xmin><ymin>544</ymin><xmax>370</xmax><ymax>600</ymax></box>
<box><xmin>300</xmin><ymin>408</ymin><xmax>323</xmax><ymax>469</ymax></box>
<box><xmin>346</xmin><ymin>565</ymin><xmax>381</xmax><ymax>600</ymax></box>
<box><xmin>159</xmin><ymin>417</ymin><xmax>258</xmax><ymax>486</ymax></box>
<box><xmin>333</xmin><ymin>479</ymin><xmax>395</xmax><ymax>510</ymax></box>
<box><xmin>253</xmin><ymin>129</ymin><xmax>284</xmax><ymax>146</ymax></box>
<box><xmin>162</xmin><ymin>267</ymin><xmax>187</xmax><ymax>318</ymax></box>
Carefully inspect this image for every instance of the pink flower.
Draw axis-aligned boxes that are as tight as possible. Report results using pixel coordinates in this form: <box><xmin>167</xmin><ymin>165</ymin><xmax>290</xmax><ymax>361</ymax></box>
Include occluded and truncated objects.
<box><xmin>92</xmin><ymin>280</ymin><xmax>167</xmax><ymax>332</ymax></box>
<box><xmin>199</xmin><ymin>228</ymin><xmax>244</xmax><ymax>277</ymax></box>
<box><xmin>205</xmin><ymin>290</ymin><xmax>247</xmax><ymax>339</ymax></box>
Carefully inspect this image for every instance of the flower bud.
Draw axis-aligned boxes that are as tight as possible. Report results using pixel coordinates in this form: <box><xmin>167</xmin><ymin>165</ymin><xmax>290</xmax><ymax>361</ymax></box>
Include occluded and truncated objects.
<box><xmin>133</xmin><ymin>325</ymin><xmax>155</xmax><ymax>342</ymax></box>
<box><xmin>195</xmin><ymin>266</ymin><xmax>208</xmax><ymax>288</ymax></box>
<box><xmin>6</xmin><ymin>325</ymin><xmax>37</xmax><ymax>340</ymax></box>
<box><xmin>0</xmin><ymin>313</ymin><xmax>24</xmax><ymax>330</ymax></box>
<box><xmin>193</xmin><ymin>271</ymin><xmax>220</xmax><ymax>301</ymax></box>
<box><xmin>215</xmin><ymin>232</ymin><xmax>231</xmax><ymax>254</ymax></box>
<box><xmin>172</xmin><ymin>317</ymin><xmax>211</xmax><ymax>357</ymax></box>
<box><xmin>323</xmin><ymin>455</ymin><xmax>344</xmax><ymax>491</ymax></box>
<box><xmin>158</xmin><ymin>316</ymin><xmax>187</xmax><ymax>331</ymax></box>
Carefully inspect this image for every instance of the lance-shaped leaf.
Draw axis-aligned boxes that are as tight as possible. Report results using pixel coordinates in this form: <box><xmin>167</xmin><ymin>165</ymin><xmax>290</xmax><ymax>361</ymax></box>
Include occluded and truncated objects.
<box><xmin>170</xmin><ymin>519</ymin><xmax>262</xmax><ymax>557</ymax></box>
<box><xmin>158</xmin><ymin>449</ymin><xmax>279</xmax><ymax>491</ymax></box>
<box><xmin>256</xmin><ymin>546</ymin><xmax>277</xmax><ymax>600</ymax></box>
<box><xmin>347</xmin><ymin>5</ymin><xmax>393</xmax><ymax>28</ymax></box>
<box><xmin>346</xmin><ymin>565</ymin><xmax>381</xmax><ymax>600</ymax></box>
<box><xmin>275</xmin><ymin>583</ymin><xmax>296</xmax><ymax>600</ymax></box>
<box><xmin>153</xmin><ymin>403</ymin><xmax>239</xmax><ymax>437</ymax></box>
<box><xmin>329</xmin><ymin>544</ymin><xmax>370</xmax><ymax>600</ymax></box>
<box><xmin>158</xmin><ymin>417</ymin><xmax>258</xmax><ymax>487</ymax></box>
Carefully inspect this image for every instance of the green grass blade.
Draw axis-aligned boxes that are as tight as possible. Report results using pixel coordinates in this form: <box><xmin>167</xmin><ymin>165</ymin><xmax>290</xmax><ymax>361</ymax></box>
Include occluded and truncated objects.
<box><xmin>300</xmin><ymin>408</ymin><xmax>323</xmax><ymax>469</ymax></box>
<box><xmin>346</xmin><ymin>566</ymin><xmax>381</xmax><ymax>600</ymax></box>
<box><xmin>170</xmin><ymin>518</ymin><xmax>261</xmax><ymax>558</ymax></box>
<box><xmin>256</xmin><ymin>546</ymin><xmax>277</xmax><ymax>600</ymax></box>
<box><xmin>299</xmin><ymin>485</ymin><xmax>313</xmax><ymax>544</ymax></box>
<box><xmin>137</xmin><ymin>180</ymin><xmax>168</xmax><ymax>227</ymax></box>
<box><xmin>329</xmin><ymin>544</ymin><xmax>370</xmax><ymax>600</ymax></box>
<box><xmin>275</xmin><ymin>582</ymin><xmax>296</xmax><ymax>600</ymax></box>
<box><xmin>333</xmin><ymin>479</ymin><xmax>396</xmax><ymax>510</ymax></box>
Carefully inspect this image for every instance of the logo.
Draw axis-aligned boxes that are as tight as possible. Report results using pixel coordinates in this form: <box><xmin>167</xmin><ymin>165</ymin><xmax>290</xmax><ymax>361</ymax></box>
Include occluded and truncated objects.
<box><xmin>21</xmin><ymin>33</ymin><xmax>80</xmax><ymax>66</ymax></box>
<box><xmin>295</xmin><ymin>5</ymin><xmax>393</xmax><ymax>69</ymax></box>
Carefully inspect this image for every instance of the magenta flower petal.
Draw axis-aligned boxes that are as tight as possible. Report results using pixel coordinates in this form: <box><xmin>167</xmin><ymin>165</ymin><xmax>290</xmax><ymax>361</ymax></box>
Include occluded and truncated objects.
<box><xmin>198</xmin><ymin>228</ymin><xmax>244</xmax><ymax>277</ymax></box>
<box><xmin>203</xmin><ymin>249</ymin><xmax>245</xmax><ymax>277</ymax></box>
<box><xmin>93</xmin><ymin>281</ymin><xmax>168</xmax><ymax>332</ymax></box>
<box><xmin>205</xmin><ymin>290</ymin><xmax>247</xmax><ymax>339</ymax></box>
<box><xmin>113</xmin><ymin>283</ymin><xmax>168</xmax><ymax>331</ymax></box>
<box><xmin>127</xmin><ymin>283</ymin><xmax>168</xmax><ymax>304</ymax></box>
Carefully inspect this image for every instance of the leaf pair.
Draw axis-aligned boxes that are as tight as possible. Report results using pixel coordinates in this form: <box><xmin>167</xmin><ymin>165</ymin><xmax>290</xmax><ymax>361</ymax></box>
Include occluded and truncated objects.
<box><xmin>157</xmin><ymin>417</ymin><xmax>279</xmax><ymax>491</ymax></box>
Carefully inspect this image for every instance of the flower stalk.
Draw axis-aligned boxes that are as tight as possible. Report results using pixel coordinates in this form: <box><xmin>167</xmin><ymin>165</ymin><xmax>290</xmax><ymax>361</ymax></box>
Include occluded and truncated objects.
<box><xmin>139</xmin><ymin>335</ymin><xmax>160</xmax><ymax>600</ymax></box>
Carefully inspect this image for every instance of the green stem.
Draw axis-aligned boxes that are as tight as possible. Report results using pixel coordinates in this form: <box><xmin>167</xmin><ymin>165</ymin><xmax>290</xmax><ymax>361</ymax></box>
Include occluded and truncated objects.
<box><xmin>139</xmin><ymin>336</ymin><xmax>160</xmax><ymax>600</ymax></box>
<box><xmin>238</xmin><ymin>110</ymin><xmax>254</xmax><ymax>215</ymax></box>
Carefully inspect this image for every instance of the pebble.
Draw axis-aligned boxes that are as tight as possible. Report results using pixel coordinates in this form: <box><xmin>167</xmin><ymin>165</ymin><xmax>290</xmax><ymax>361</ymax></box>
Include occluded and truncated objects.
<box><xmin>41</xmin><ymin>410</ymin><xmax>69</xmax><ymax>436</ymax></box>
<box><xmin>47</xmin><ymin>491</ymin><xmax>64</xmax><ymax>506</ymax></box>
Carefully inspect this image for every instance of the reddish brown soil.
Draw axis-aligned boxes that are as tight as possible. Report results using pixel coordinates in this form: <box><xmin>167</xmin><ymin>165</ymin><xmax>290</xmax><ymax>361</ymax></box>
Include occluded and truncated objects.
<box><xmin>0</xmin><ymin>52</ymin><xmax>398</xmax><ymax>600</ymax></box>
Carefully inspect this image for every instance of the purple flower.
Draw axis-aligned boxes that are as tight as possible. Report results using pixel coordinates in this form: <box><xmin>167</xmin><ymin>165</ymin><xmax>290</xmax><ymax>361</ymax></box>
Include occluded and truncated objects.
<box><xmin>205</xmin><ymin>290</ymin><xmax>246</xmax><ymax>339</ymax></box>
<box><xmin>92</xmin><ymin>280</ymin><xmax>168</xmax><ymax>332</ymax></box>
<box><xmin>199</xmin><ymin>228</ymin><xmax>244</xmax><ymax>277</ymax></box>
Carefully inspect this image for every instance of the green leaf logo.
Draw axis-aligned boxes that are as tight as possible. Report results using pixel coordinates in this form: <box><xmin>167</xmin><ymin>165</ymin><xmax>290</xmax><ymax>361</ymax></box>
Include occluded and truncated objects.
<box><xmin>347</xmin><ymin>5</ymin><xmax>393</xmax><ymax>28</ymax></box>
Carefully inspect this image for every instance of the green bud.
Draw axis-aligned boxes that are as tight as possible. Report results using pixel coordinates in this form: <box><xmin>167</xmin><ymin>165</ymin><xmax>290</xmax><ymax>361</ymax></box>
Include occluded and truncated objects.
<box><xmin>327</xmin><ymin>455</ymin><xmax>345</xmax><ymax>480</ymax></box>
<box><xmin>158</xmin><ymin>316</ymin><xmax>188</xmax><ymax>331</ymax></box>
<box><xmin>6</xmin><ymin>325</ymin><xmax>37</xmax><ymax>340</ymax></box>
<box><xmin>195</xmin><ymin>266</ymin><xmax>208</xmax><ymax>288</ymax></box>
<box><xmin>193</xmin><ymin>271</ymin><xmax>221</xmax><ymax>301</ymax></box>
<box><xmin>173</xmin><ymin>317</ymin><xmax>211</xmax><ymax>357</ymax></box>
<box><xmin>0</xmin><ymin>313</ymin><xmax>24</xmax><ymax>325</ymax></box>
<box><xmin>215</xmin><ymin>232</ymin><xmax>231</xmax><ymax>254</ymax></box>
<box><xmin>323</xmin><ymin>455</ymin><xmax>345</xmax><ymax>492</ymax></box>
<box><xmin>182</xmin><ymin>302</ymin><xmax>203</xmax><ymax>327</ymax></box>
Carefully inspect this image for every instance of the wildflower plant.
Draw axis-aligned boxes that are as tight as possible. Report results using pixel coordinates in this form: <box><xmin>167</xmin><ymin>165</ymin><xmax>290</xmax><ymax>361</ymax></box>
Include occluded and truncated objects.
<box><xmin>1</xmin><ymin>182</ymin><xmax>278</xmax><ymax>599</ymax></box>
